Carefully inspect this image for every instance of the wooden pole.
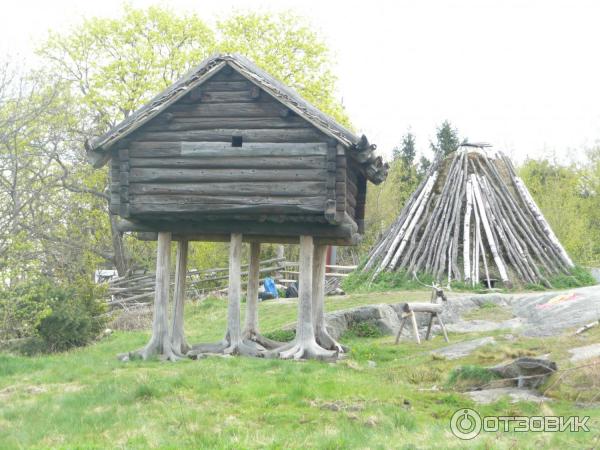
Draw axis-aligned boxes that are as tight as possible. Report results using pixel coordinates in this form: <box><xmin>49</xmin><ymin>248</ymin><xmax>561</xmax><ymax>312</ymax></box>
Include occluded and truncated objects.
<box><xmin>244</xmin><ymin>241</ymin><xmax>261</xmax><ymax>336</ymax></box>
<box><xmin>171</xmin><ymin>239</ymin><xmax>189</xmax><ymax>354</ymax></box>
<box><xmin>140</xmin><ymin>231</ymin><xmax>174</xmax><ymax>359</ymax></box>
<box><xmin>226</xmin><ymin>233</ymin><xmax>243</xmax><ymax>347</ymax></box>
<box><xmin>463</xmin><ymin>179</ymin><xmax>473</xmax><ymax>281</ymax></box>
<box><xmin>297</xmin><ymin>235</ymin><xmax>315</xmax><ymax>342</ymax></box>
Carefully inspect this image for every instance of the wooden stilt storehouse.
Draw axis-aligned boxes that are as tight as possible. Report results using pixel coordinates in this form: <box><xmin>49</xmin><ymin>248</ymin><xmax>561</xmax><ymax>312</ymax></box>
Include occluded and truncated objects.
<box><xmin>86</xmin><ymin>54</ymin><xmax>388</xmax><ymax>360</ymax></box>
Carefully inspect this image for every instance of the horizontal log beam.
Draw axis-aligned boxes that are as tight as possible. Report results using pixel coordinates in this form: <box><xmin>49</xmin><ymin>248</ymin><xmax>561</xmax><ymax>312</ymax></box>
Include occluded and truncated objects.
<box><xmin>128</xmin><ymin>181</ymin><xmax>327</xmax><ymax>197</ymax></box>
<box><xmin>145</xmin><ymin>116</ymin><xmax>310</xmax><ymax>131</ymax></box>
<box><xmin>128</xmin><ymin>141</ymin><xmax>328</xmax><ymax>158</ymax></box>
<box><xmin>129</xmin><ymin>155</ymin><xmax>325</xmax><ymax>170</ymax></box>
<box><xmin>133</xmin><ymin>128</ymin><xmax>326</xmax><ymax>143</ymax></box>
<box><xmin>129</xmin><ymin>167</ymin><xmax>327</xmax><ymax>183</ymax></box>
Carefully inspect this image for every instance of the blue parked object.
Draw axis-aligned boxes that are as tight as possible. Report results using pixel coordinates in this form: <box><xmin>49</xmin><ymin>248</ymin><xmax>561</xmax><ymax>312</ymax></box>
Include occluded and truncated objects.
<box><xmin>263</xmin><ymin>277</ymin><xmax>279</xmax><ymax>299</ymax></box>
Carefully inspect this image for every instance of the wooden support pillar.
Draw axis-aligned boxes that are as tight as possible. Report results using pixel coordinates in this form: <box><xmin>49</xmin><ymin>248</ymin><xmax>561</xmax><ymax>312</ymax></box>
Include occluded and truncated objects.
<box><xmin>244</xmin><ymin>241</ymin><xmax>261</xmax><ymax>335</ymax></box>
<box><xmin>297</xmin><ymin>235</ymin><xmax>315</xmax><ymax>341</ymax></box>
<box><xmin>171</xmin><ymin>239</ymin><xmax>189</xmax><ymax>354</ymax></box>
<box><xmin>227</xmin><ymin>233</ymin><xmax>243</xmax><ymax>345</ymax></box>
<box><xmin>142</xmin><ymin>231</ymin><xmax>173</xmax><ymax>358</ymax></box>
<box><xmin>312</xmin><ymin>244</ymin><xmax>327</xmax><ymax>325</ymax></box>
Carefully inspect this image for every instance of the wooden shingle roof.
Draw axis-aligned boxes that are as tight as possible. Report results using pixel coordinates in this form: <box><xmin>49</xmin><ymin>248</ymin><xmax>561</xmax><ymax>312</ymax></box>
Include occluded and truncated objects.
<box><xmin>86</xmin><ymin>54</ymin><xmax>387</xmax><ymax>184</ymax></box>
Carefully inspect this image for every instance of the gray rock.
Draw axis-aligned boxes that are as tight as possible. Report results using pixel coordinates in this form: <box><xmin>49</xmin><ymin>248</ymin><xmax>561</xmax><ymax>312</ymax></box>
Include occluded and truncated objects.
<box><xmin>490</xmin><ymin>357</ymin><xmax>557</xmax><ymax>388</ymax></box>
<box><xmin>431</xmin><ymin>337</ymin><xmax>496</xmax><ymax>360</ymax></box>
<box><xmin>568</xmin><ymin>343</ymin><xmax>600</xmax><ymax>362</ymax></box>
<box><xmin>442</xmin><ymin>284</ymin><xmax>600</xmax><ymax>337</ymax></box>
<box><xmin>324</xmin><ymin>303</ymin><xmax>404</xmax><ymax>339</ymax></box>
<box><xmin>466</xmin><ymin>387</ymin><xmax>551</xmax><ymax>404</ymax></box>
<box><xmin>446</xmin><ymin>318</ymin><xmax>524</xmax><ymax>333</ymax></box>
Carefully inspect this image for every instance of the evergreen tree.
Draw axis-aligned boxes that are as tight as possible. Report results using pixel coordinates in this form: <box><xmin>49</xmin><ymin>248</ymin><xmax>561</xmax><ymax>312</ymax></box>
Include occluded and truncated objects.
<box><xmin>430</xmin><ymin>120</ymin><xmax>460</xmax><ymax>158</ymax></box>
<box><xmin>392</xmin><ymin>132</ymin><xmax>416</xmax><ymax>165</ymax></box>
<box><xmin>418</xmin><ymin>155</ymin><xmax>431</xmax><ymax>177</ymax></box>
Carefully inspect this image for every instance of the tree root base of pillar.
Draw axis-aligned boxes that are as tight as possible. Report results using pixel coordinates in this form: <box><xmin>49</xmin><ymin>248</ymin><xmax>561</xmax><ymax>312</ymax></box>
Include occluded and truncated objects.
<box><xmin>244</xmin><ymin>331</ymin><xmax>285</xmax><ymax>350</ymax></box>
<box><xmin>315</xmin><ymin>328</ymin><xmax>348</xmax><ymax>353</ymax></box>
<box><xmin>187</xmin><ymin>338</ymin><xmax>265</xmax><ymax>358</ymax></box>
<box><xmin>266</xmin><ymin>339</ymin><xmax>338</xmax><ymax>361</ymax></box>
<box><xmin>118</xmin><ymin>342</ymin><xmax>183</xmax><ymax>362</ymax></box>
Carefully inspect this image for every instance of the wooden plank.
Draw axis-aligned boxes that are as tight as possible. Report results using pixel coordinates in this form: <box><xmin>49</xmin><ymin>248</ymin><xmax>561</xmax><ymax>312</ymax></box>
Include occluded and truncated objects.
<box><xmin>129</xmin><ymin>167</ymin><xmax>327</xmax><ymax>183</ymax></box>
<box><xmin>129</xmin><ymin>181</ymin><xmax>327</xmax><ymax>197</ymax></box>
<box><xmin>209</xmin><ymin>69</ymin><xmax>247</xmax><ymax>82</ymax></box>
<box><xmin>129</xmin><ymin>202</ymin><xmax>325</xmax><ymax>215</ymax></box>
<box><xmin>165</xmin><ymin>102</ymin><xmax>290</xmax><ymax>118</ymax></box>
<box><xmin>145</xmin><ymin>116</ymin><xmax>310</xmax><ymax>131</ymax></box>
<box><xmin>130</xmin><ymin>194</ymin><xmax>326</xmax><ymax>207</ymax></box>
<box><xmin>133</xmin><ymin>128</ymin><xmax>325</xmax><ymax>143</ymax></box>
<box><xmin>180</xmin><ymin>142</ymin><xmax>327</xmax><ymax>157</ymax></box>
<box><xmin>128</xmin><ymin>141</ymin><xmax>328</xmax><ymax>158</ymax></box>
<box><xmin>201</xmin><ymin>80</ymin><xmax>251</xmax><ymax>91</ymax></box>
<box><xmin>118</xmin><ymin>217</ymin><xmax>358</xmax><ymax>239</ymax></box>
<box><xmin>129</xmin><ymin>155</ymin><xmax>326</xmax><ymax>170</ymax></box>
<box><xmin>198</xmin><ymin>90</ymin><xmax>259</xmax><ymax>103</ymax></box>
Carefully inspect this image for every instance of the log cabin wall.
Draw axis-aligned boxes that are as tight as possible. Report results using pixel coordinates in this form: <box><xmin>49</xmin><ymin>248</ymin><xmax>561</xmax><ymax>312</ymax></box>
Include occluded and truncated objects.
<box><xmin>109</xmin><ymin>68</ymin><xmax>339</xmax><ymax>223</ymax></box>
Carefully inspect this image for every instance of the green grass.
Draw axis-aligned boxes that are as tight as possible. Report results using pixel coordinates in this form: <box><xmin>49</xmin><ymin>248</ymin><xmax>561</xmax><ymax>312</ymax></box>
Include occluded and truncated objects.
<box><xmin>345</xmin><ymin>266</ymin><xmax>596</xmax><ymax>294</ymax></box>
<box><xmin>1</xmin><ymin>290</ymin><xmax>599</xmax><ymax>449</ymax></box>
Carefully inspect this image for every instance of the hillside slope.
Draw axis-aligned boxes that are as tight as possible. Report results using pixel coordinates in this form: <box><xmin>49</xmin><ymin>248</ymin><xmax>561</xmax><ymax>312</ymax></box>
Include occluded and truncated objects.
<box><xmin>1</xmin><ymin>290</ymin><xmax>599</xmax><ymax>449</ymax></box>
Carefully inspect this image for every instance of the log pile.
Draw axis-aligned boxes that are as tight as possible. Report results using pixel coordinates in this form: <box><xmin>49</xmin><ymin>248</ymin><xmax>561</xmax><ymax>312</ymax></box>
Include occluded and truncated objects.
<box><xmin>364</xmin><ymin>145</ymin><xmax>574</xmax><ymax>288</ymax></box>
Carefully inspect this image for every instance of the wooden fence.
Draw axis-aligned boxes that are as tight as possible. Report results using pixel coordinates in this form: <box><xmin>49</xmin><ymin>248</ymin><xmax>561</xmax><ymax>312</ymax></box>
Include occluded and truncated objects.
<box><xmin>106</xmin><ymin>258</ymin><xmax>356</xmax><ymax>309</ymax></box>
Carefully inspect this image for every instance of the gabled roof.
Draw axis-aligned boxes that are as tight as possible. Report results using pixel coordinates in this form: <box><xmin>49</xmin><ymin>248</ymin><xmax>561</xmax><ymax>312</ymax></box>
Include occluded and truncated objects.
<box><xmin>86</xmin><ymin>53</ymin><xmax>387</xmax><ymax>184</ymax></box>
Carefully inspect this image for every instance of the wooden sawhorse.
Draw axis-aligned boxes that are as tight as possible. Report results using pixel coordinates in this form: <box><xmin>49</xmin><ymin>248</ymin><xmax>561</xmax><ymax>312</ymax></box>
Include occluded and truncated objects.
<box><xmin>395</xmin><ymin>302</ymin><xmax>449</xmax><ymax>344</ymax></box>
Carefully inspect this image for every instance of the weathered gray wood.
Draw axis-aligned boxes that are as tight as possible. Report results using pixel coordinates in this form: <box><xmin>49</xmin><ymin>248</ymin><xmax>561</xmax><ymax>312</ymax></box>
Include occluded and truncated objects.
<box><xmin>227</xmin><ymin>233</ymin><xmax>243</xmax><ymax>346</ymax></box>
<box><xmin>129</xmin><ymin>167</ymin><xmax>327</xmax><ymax>183</ymax></box>
<box><xmin>243</xmin><ymin>242</ymin><xmax>261</xmax><ymax>336</ymax></box>
<box><xmin>139</xmin><ymin>231</ymin><xmax>176</xmax><ymax>359</ymax></box>
<box><xmin>128</xmin><ymin>141</ymin><xmax>328</xmax><ymax>158</ymax></box>
<box><xmin>129</xmin><ymin>155</ymin><xmax>326</xmax><ymax>170</ymax></box>
<box><xmin>171</xmin><ymin>239</ymin><xmax>190</xmax><ymax>354</ymax></box>
<box><xmin>130</xmin><ymin>194</ymin><xmax>325</xmax><ymax>205</ymax></box>
<box><xmin>117</xmin><ymin>216</ymin><xmax>359</xmax><ymax>239</ymax></box>
<box><xmin>312</xmin><ymin>244</ymin><xmax>345</xmax><ymax>352</ymax></box>
<box><xmin>201</xmin><ymin>80</ymin><xmax>251</xmax><ymax>91</ymax></box>
<box><xmin>145</xmin><ymin>116</ymin><xmax>310</xmax><ymax>131</ymax></box>
<box><xmin>208</xmin><ymin>69</ymin><xmax>247</xmax><ymax>82</ymax></box>
<box><xmin>129</xmin><ymin>200</ymin><xmax>325</xmax><ymax>215</ymax></box>
<box><xmin>410</xmin><ymin>312</ymin><xmax>421</xmax><ymax>344</ymax></box>
<box><xmin>129</xmin><ymin>181</ymin><xmax>326</xmax><ymax>197</ymax></box>
<box><xmin>134</xmin><ymin>128</ymin><xmax>326</xmax><ymax>143</ymax></box>
<box><xmin>402</xmin><ymin>302</ymin><xmax>444</xmax><ymax>314</ymax></box>
<box><xmin>157</xmin><ymin>102</ymin><xmax>295</xmax><ymax>118</ymax></box>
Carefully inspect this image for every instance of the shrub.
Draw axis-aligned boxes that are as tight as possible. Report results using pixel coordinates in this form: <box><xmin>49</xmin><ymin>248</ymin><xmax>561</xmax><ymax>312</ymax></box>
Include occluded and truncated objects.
<box><xmin>263</xmin><ymin>328</ymin><xmax>295</xmax><ymax>342</ymax></box>
<box><xmin>343</xmin><ymin>321</ymin><xmax>383</xmax><ymax>339</ymax></box>
<box><xmin>0</xmin><ymin>276</ymin><xmax>107</xmax><ymax>354</ymax></box>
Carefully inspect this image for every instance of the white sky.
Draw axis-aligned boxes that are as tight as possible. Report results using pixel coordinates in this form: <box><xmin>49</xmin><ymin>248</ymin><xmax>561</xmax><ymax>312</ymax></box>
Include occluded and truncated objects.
<box><xmin>3</xmin><ymin>0</ymin><xmax>600</xmax><ymax>163</ymax></box>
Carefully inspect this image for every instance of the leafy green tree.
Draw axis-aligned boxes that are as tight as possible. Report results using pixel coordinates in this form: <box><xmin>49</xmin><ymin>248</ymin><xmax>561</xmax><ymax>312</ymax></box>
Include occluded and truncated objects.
<box><xmin>217</xmin><ymin>12</ymin><xmax>349</xmax><ymax>126</ymax></box>
<box><xmin>430</xmin><ymin>120</ymin><xmax>460</xmax><ymax>158</ymax></box>
<box><xmin>519</xmin><ymin>158</ymin><xmax>594</xmax><ymax>264</ymax></box>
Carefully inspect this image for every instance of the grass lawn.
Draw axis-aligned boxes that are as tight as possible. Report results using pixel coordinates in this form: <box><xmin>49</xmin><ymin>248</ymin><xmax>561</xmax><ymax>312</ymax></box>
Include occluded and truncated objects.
<box><xmin>1</xmin><ymin>290</ymin><xmax>599</xmax><ymax>449</ymax></box>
